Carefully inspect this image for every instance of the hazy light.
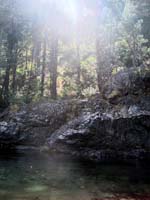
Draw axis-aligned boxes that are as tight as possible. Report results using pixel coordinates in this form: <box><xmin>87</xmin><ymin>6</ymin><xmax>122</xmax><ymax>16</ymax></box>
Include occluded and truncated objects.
<box><xmin>34</xmin><ymin>0</ymin><xmax>78</xmax><ymax>23</ymax></box>
<box><xmin>62</xmin><ymin>0</ymin><xmax>78</xmax><ymax>23</ymax></box>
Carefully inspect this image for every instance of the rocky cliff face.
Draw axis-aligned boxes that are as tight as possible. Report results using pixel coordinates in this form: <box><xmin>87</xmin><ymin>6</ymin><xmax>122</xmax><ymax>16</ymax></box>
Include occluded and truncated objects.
<box><xmin>46</xmin><ymin>67</ymin><xmax>150</xmax><ymax>161</ymax></box>
<box><xmin>0</xmin><ymin>98</ymin><xmax>149</xmax><ymax>161</ymax></box>
<box><xmin>47</xmin><ymin>105</ymin><xmax>150</xmax><ymax>161</ymax></box>
<box><xmin>0</xmin><ymin>68</ymin><xmax>149</xmax><ymax>161</ymax></box>
<box><xmin>0</xmin><ymin>100</ymin><xmax>83</xmax><ymax>148</ymax></box>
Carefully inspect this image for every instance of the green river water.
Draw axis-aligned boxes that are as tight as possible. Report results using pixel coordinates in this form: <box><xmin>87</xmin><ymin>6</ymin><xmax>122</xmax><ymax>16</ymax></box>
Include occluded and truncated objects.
<box><xmin>0</xmin><ymin>150</ymin><xmax>150</xmax><ymax>200</ymax></box>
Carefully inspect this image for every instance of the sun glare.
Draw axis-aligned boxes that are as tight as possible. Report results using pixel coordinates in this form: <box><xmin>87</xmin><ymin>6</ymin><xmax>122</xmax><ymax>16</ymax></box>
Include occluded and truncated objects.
<box><xmin>62</xmin><ymin>0</ymin><xmax>78</xmax><ymax>23</ymax></box>
<box><xmin>39</xmin><ymin>0</ymin><xmax>78</xmax><ymax>23</ymax></box>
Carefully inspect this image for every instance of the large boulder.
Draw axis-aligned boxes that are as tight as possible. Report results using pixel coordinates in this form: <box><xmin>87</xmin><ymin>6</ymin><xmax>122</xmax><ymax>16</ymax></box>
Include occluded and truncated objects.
<box><xmin>47</xmin><ymin>107</ymin><xmax>150</xmax><ymax>161</ymax></box>
<box><xmin>103</xmin><ymin>67</ymin><xmax>150</xmax><ymax>103</ymax></box>
<box><xmin>0</xmin><ymin>99</ymin><xmax>85</xmax><ymax>148</ymax></box>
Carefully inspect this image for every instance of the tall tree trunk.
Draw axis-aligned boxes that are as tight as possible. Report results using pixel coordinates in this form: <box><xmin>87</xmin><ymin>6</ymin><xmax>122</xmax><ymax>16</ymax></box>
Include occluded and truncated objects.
<box><xmin>2</xmin><ymin>36</ymin><xmax>14</xmax><ymax>104</ymax></box>
<box><xmin>2</xmin><ymin>63</ymin><xmax>11</xmax><ymax>105</ymax></box>
<box><xmin>2</xmin><ymin>3</ymin><xmax>15</xmax><ymax>104</ymax></box>
<box><xmin>96</xmin><ymin>34</ymin><xmax>111</xmax><ymax>94</ymax></box>
<box><xmin>23</xmin><ymin>47</ymin><xmax>29</xmax><ymax>87</ymax></box>
<box><xmin>25</xmin><ymin>47</ymin><xmax>28</xmax><ymax>77</ymax></box>
<box><xmin>96</xmin><ymin>37</ymin><xmax>102</xmax><ymax>93</ymax></box>
<box><xmin>126</xmin><ymin>37</ymin><xmax>137</xmax><ymax>68</ymax></box>
<box><xmin>76</xmin><ymin>45</ymin><xmax>81</xmax><ymax>97</ymax></box>
<box><xmin>12</xmin><ymin>52</ymin><xmax>17</xmax><ymax>95</ymax></box>
<box><xmin>49</xmin><ymin>35</ymin><xmax>58</xmax><ymax>100</ymax></box>
<box><xmin>41</xmin><ymin>37</ymin><xmax>47</xmax><ymax>97</ymax></box>
<box><xmin>35</xmin><ymin>42</ymin><xmax>41</xmax><ymax>73</ymax></box>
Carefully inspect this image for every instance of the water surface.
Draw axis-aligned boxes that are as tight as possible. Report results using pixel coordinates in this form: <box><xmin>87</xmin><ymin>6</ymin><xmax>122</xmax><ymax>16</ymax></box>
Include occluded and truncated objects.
<box><xmin>0</xmin><ymin>150</ymin><xmax>150</xmax><ymax>200</ymax></box>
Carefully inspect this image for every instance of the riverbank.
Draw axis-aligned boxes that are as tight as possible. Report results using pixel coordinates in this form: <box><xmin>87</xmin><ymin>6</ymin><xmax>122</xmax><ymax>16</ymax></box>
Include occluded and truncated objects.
<box><xmin>0</xmin><ymin>94</ymin><xmax>150</xmax><ymax>162</ymax></box>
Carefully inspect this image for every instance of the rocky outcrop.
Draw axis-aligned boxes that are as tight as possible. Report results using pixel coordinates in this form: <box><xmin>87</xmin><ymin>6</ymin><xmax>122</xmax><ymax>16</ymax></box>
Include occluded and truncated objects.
<box><xmin>103</xmin><ymin>67</ymin><xmax>150</xmax><ymax>103</ymax></box>
<box><xmin>47</xmin><ymin>106</ymin><xmax>150</xmax><ymax>161</ymax></box>
<box><xmin>0</xmin><ymin>100</ymin><xmax>83</xmax><ymax>148</ymax></box>
<box><xmin>0</xmin><ymin>96</ymin><xmax>150</xmax><ymax>162</ymax></box>
<box><xmin>0</xmin><ymin>121</ymin><xmax>20</xmax><ymax>149</ymax></box>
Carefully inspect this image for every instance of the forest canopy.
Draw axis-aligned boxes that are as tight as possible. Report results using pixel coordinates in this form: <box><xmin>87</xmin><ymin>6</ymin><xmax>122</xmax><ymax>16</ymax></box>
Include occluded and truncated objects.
<box><xmin>0</xmin><ymin>0</ymin><xmax>149</xmax><ymax>107</ymax></box>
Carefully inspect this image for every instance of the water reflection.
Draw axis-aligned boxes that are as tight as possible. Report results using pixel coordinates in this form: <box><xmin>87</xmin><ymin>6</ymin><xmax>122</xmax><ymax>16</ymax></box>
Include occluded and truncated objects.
<box><xmin>0</xmin><ymin>151</ymin><xmax>150</xmax><ymax>200</ymax></box>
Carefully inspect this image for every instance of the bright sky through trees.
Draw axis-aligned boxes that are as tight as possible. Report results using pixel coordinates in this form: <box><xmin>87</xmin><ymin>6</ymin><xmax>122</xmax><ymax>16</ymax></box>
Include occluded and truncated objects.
<box><xmin>28</xmin><ymin>0</ymin><xmax>79</xmax><ymax>23</ymax></box>
<box><xmin>0</xmin><ymin>0</ymin><xmax>149</xmax><ymax>104</ymax></box>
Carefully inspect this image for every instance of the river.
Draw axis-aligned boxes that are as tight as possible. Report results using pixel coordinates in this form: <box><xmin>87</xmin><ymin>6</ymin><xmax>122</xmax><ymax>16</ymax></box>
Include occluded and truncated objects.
<box><xmin>0</xmin><ymin>150</ymin><xmax>150</xmax><ymax>200</ymax></box>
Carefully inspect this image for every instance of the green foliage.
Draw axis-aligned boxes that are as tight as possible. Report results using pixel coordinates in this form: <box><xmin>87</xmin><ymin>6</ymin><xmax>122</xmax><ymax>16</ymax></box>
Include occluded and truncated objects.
<box><xmin>116</xmin><ymin>20</ymin><xmax>149</xmax><ymax>68</ymax></box>
<box><xmin>0</xmin><ymin>0</ymin><xmax>149</xmax><ymax>106</ymax></box>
